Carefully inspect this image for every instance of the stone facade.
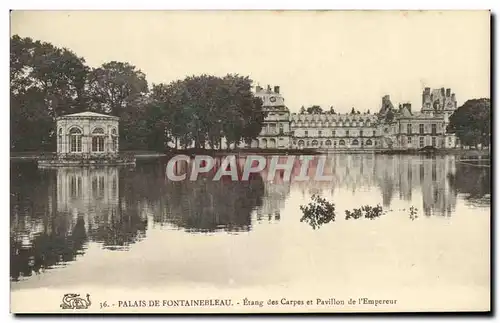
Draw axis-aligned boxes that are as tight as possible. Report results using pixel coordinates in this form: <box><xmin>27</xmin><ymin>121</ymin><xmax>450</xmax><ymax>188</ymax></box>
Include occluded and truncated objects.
<box><xmin>290</xmin><ymin>112</ymin><xmax>380</xmax><ymax>150</ymax></box>
<box><xmin>253</xmin><ymin>85</ymin><xmax>291</xmax><ymax>149</ymax></box>
<box><xmin>56</xmin><ymin>112</ymin><xmax>120</xmax><ymax>156</ymax></box>
<box><xmin>284</xmin><ymin>86</ymin><xmax>459</xmax><ymax>151</ymax></box>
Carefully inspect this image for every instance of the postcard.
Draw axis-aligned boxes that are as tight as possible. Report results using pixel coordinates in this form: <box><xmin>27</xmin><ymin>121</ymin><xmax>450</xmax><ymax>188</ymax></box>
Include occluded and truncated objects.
<box><xmin>9</xmin><ymin>10</ymin><xmax>491</xmax><ymax>314</ymax></box>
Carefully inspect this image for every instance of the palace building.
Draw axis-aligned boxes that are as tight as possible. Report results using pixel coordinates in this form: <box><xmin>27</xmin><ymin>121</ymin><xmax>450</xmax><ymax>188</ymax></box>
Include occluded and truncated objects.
<box><xmin>253</xmin><ymin>85</ymin><xmax>291</xmax><ymax>149</ymax></box>
<box><xmin>263</xmin><ymin>85</ymin><xmax>459</xmax><ymax>151</ymax></box>
<box><xmin>165</xmin><ymin>84</ymin><xmax>459</xmax><ymax>152</ymax></box>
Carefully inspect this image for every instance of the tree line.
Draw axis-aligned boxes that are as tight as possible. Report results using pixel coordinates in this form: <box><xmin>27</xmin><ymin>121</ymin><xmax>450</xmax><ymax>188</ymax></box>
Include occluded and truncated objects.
<box><xmin>10</xmin><ymin>35</ymin><xmax>490</xmax><ymax>152</ymax></box>
<box><xmin>10</xmin><ymin>35</ymin><xmax>265</xmax><ymax>152</ymax></box>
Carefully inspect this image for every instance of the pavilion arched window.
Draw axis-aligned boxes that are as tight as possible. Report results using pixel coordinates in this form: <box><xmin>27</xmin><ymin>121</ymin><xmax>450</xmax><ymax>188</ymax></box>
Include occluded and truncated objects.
<box><xmin>92</xmin><ymin>127</ymin><xmax>105</xmax><ymax>152</ymax></box>
<box><xmin>69</xmin><ymin>127</ymin><xmax>82</xmax><ymax>153</ymax></box>
<box><xmin>58</xmin><ymin>128</ymin><xmax>63</xmax><ymax>152</ymax></box>
<box><xmin>111</xmin><ymin>128</ymin><xmax>118</xmax><ymax>151</ymax></box>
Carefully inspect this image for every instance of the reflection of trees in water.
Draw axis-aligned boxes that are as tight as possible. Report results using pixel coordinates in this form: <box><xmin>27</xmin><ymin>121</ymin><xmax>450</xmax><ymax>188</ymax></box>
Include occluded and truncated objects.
<box><xmin>447</xmin><ymin>163</ymin><xmax>490</xmax><ymax>203</ymax></box>
<box><xmin>87</xmin><ymin>207</ymin><xmax>147</xmax><ymax>251</ymax></box>
<box><xmin>10</xmin><ymin>162</ymin><xmax>55</xmax><ymax>220</ymax></box>
<box><xmin>125</xmin><ymin>157</ymin><xmax>270</xmax><ymax>233</ymax></box>
<box><xmin>11</xmin><ymin>214</ymin><xmax>88</xmax><ymax>282</ymax></box>
<box><xmin>161</xmin><ymin>175</ymin><xmax>265</xmax><ymax>233</ymax></box>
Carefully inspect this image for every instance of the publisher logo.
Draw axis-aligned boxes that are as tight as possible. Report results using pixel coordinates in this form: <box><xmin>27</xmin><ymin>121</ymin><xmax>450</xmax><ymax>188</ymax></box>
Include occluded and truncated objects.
<box><xmin>60</xmin><ymin>293</ymin><xmax>92</xmax><ymax>309</ymax></box>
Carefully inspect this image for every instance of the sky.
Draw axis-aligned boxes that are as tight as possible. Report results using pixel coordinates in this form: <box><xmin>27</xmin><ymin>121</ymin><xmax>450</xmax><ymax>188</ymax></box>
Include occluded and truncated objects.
<box><xmin>10</xmin><ymin>10</ymin><xmax>490</xmax><ymax>114</ymax></box>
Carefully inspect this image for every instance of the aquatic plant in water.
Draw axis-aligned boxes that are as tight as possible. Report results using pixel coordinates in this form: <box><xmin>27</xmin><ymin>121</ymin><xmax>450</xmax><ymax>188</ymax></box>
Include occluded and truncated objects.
<box><xmin>299</xmin><ymin>195</ymin><xmax>336</xmax><ymax>230</ymax></box>
<box><xmin>409</xmin><ymin>206</ymin><xmax>418</xmax><ymax>220</ymax></box>
<box><xmin>345</xmin><ymin>204</ymin><xmax>383</xmax><ymax>220</ymax></box>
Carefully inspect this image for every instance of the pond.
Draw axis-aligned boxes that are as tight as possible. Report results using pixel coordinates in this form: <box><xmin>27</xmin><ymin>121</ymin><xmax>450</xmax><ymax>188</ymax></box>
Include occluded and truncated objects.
<box><xmin>10</xmin><ymin>154</ymin><xmax>491</xmax><ymax>312</ymax></box>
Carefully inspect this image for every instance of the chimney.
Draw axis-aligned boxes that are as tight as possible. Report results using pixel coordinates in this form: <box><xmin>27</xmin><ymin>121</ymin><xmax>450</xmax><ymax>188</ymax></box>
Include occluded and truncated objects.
<box><xmin>446</xmin><ymin>88</ymin><xmax>451</xmax><ymax>97</ymax></box>
<box><xmin>441</xmin><ymin>87</ymin><xmax>445</xmax><ymax>97</ymax></box>
<box><xmin>267</xmin><ymin>85</ymin><xmax>271</xmax><ymax>92</ymax></box>
<box><xmin>424</xmin><ymin>87</ymin><xmax>431</xmax><ymax>94</ymax></box>
<box><xmin>256</xmin><ymin>85</ymin><xmax>262</xmax><ymax>93</ymax></box>
<box><xmin>274</xmin><ymin>86</ymin><xmax>280</xmax><ymax>94</ymax></box>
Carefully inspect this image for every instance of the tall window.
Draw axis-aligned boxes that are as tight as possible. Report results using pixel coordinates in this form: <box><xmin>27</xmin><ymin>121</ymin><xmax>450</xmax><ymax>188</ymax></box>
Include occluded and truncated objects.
<box><xmin>318</xmin><ymin>130</ymin><xmax>322</xmax><ymax>137</ymax></box>
<box><xmin>332</xmin><ymin>130</ymin><xmax>336</xmax><ymax>137</ymax></box>
<box><xmin>360</xmin><ymin>130</ymin><xmax>363</xmax><ymax>137</ymax></box>
<box><xmin>373</xmin><ymin>130</ymin><xmax>376</xmax><ymax>137</ymax></box>
<box><xmin>419</xmin><ymin>136</ymin><xmax>424</xmax><ymax>148</ymax></box>
<box><xmin>346</xmin><ymin>130</ymin><xmax>350</xmax><ymax>137</ymax></box>
<box><xmin>92</xmin><ymin>128</ymin><xmax>105</xmax><ymax>152</ymax></box>
<box><xmin>279</xmin><ymin>123</ymin><xmax>284</xmax><ymax>135</ymax></box>
<box><xmin>111</xmin><ymin>128</ymin><xmax>118</xmax><ymax>151</ymax></box>
<box><xmin>419</xmin><ymin>124</ymin><xmax>424</xmax><ymax>134</ymax></box>
<box><xmin>432</xmin><ymin>137</ymin><xmax>436</xmax><ymax>147</ymax></box>
<box><xmin>69</xmin><ymin>127</ymin><xmax>82</xmax><ymax>153</ymax></box>
<box><xmin>431</xmin><ymin>124</ymin><xmax>437</xmax><ymax>135</ymax></box>
<box><xmin>58</xmin><ymin>128</ymin><xmax>62</xmax><ymax>152</ymax></box>
<box><xmin>305</xmin><ymin>130</ymin><xmax>308</xmax><ymax>137</ymax></box>
<box><xmin>407</xmin><ymin>124</ymin><xmax>412</xmax><ymax>134</ymax></box>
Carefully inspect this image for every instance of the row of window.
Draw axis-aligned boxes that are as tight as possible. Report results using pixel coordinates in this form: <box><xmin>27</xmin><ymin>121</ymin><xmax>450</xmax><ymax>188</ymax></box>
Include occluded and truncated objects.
<box><xmin>292</xmin><ymin>121</ymin><xmax>372</xmax><ymax>127</ymax></box>
<box><xmin>402</xmin><ymin>136</ymin><xmax>439</xmax><ymax>147</ymax></box>
<box><xmin>296</xmin><ymin>130</ymin><xmax>377</xmax><ymax>137</ymax></box>
<box><xmin>60</xmin><ymin>127</ymin><xmax>117</xmax><ymax>136</ymax></box>
<box><xmin>294</xmin><ymin>139</ymin><xmax>375</xmax><ymax>147</ymax></box>
<box><xmin>401</xmin><ymin>123</ymin><xmax>439</xmax><ymax>135</ymax></box>
<box><xmin>63</xmin><ymin>127</ymin><xmax>118</xmax><ymax>153</ymax></box>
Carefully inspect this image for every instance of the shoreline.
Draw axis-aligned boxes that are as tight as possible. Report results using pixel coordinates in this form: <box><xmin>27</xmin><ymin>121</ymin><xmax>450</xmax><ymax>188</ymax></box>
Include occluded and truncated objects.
<box><xmin>10</xmin><ymin>148</ymin><xmax>490</xmax><ymax>160</ymax></box>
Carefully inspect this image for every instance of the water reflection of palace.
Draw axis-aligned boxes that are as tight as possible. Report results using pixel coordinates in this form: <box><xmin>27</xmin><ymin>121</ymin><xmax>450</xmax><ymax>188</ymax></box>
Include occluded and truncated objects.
<box><xmin>288</xmin><ymin>155</ymin><xmax>458</xmax><ymax>217</ymax></box>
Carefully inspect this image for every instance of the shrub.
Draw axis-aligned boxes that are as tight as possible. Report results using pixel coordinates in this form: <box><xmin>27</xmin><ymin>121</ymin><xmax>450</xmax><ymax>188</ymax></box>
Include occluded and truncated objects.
<box><xmin>345</xmin><ymin>204</ymin><xmax>383</xmax><ymax>220</ymax></box>
<box><xmin>300</xmin><ymin>194</ymin><xmax>336</xmax><ymax>229</ymax></box>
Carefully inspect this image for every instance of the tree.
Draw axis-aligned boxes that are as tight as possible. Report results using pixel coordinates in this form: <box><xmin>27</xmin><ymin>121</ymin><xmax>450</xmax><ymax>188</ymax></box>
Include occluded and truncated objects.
<box><xmin>86</xmin><ymin>61</ymin><xmax>148</xmax><ymax>116</ymax></box>
<box><xmin>10</xmin><ymin>35</ymin><xmax>89</xmax><ymax>151</ymax></box>
<box><xmin>367</xmin><ymin>109</ymin><xmax>371</xmax><ymax>114</ymax></box>
<box><xmin>307</xmin><ymin>105</ymin><xmax>323</xmax><ymax>114</ymax></box>
<box><xmin>350</xmin><ymin>107</ymin><xmax>356</xmax><ymax>114</ymax></box>
<box><xmin>447</xmin><ymin>98</ymin><xmax>490</xmax><ymax>148</ymax></box>
<box><xmin>150</xmin><ymin>74</ymin><xmax>264</xmax><ymax>150</ymax></box>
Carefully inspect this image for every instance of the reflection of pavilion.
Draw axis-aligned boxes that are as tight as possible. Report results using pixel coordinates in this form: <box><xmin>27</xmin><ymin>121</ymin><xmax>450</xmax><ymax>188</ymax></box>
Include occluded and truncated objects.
<box><xmin>56</xmin><ymin>167</ymin><xmax>147</xmax><ymax>249</ymax></box>
<box><xmin>57</xmin><ymin>167</ymin><xmax>119</xmax><ymax>233</ymax></box>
